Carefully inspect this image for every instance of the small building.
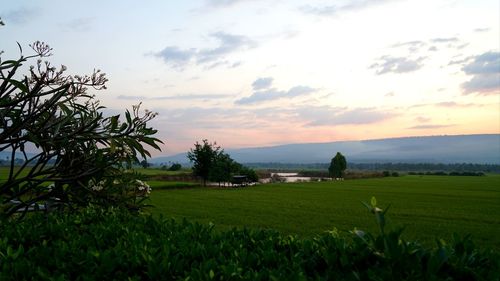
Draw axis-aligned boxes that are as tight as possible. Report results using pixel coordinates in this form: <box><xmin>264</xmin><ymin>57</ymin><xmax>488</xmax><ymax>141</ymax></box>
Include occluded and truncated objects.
<box><xmin>231</xmin><ymin>175</ymin><xmax>248</xmax><ymax>187</ymax></box>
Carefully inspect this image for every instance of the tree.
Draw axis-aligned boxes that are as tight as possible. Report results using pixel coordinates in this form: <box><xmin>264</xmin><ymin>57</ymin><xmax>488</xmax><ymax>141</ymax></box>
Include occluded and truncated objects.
<box><xmin>187</xmin><ymin>140</ymin><xmax>259</xmax><ymax>187</ymax></box>
<box><xmin>0</xmin><ymin>42</ymin><xmax>162</xmax><ymax>217</ymax></box>
<box><xmin>140</xmin><ymin>160</ymin><xmax>150</xmax><ymax>169</ymax></box>
<box><xmin>187</xmin><ymin>140</ymin><xmax>222</xmax><ymax>186</ymax></box>
<box><xmin>239</xmin><ymin>166</ymin><xmax>259</xmax><ymax>183</ymax></box>
<box><xmin>209</xmin><ymin>152</ymin><xmax>234</xmax><ymax>187</ymax></box>
<box><xmin>329</xmin><ymin>152</ymin><xmax>347</xmax><ymax>179</ymax></box>
<box><xmin>168</xmin><ymin>163</ymin><xmax>182</xmax><ymax>171</ymax></box>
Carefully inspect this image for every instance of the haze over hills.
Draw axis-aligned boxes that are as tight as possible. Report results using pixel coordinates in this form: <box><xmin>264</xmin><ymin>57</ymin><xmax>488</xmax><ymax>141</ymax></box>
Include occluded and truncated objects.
<box><xmin>151</xmin><ymin>134</ymin><xmax>500</xmax><ymax>165</ymax></box>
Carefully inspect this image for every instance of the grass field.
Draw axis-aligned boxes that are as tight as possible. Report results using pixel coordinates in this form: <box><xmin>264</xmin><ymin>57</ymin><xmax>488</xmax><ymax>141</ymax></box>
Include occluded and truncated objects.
<box><xmin>148</xmin><ymin>175</ymin><xmax>500</xmax><ymax>248</ymax></box>
<box><xmin>134</xmin><ymin>168</ymin><xmax>191</xmax><ymax>176</ymax></box>
<box><xmin>3</xmin><ymin>166</ymin><xmax>499</xmax><ymax>248</ymax></box>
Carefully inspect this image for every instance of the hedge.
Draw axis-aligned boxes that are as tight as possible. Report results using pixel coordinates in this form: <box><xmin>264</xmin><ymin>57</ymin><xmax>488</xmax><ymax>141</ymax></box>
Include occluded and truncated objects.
<box><xmin>0</xmin><ymin>206</ymin><xmax>498</xmax><ymax>280</ymax></box>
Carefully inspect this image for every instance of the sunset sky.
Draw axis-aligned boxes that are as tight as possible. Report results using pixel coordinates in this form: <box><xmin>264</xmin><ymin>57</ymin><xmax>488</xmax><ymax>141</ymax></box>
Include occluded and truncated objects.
<box><xmin>1</xmin><ymin>0</ymin><xmax>499</xmax><ymax>156</ymax></box>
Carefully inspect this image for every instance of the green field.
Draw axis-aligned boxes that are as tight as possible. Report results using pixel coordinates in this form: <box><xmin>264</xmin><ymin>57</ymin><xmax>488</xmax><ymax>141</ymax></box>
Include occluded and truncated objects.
<box><xmin>134</xmin><ymin>168</ymin><xmax>191</xmax><ymax>176</ymax></box>
<box><xmin>3</xmin><ymin>166</ymin><xmax>499</xmax><ymax>248</ymax></box>
<box><xmin>149</xmin><ymin>175</ymin><xmax>500</xmax><ymax>248</ymax></box>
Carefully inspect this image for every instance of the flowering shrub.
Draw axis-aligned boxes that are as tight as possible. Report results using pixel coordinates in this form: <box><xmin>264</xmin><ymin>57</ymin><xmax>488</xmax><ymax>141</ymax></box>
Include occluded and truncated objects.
<box><xmin>135</xmin><ymin>179</ymin><xmax>151</xmax><ymax>194</ymax></box>
<box><xmin>0</xmin><ymin>42</ymin><xmax>162</xmax><ymax>216</ymax></box>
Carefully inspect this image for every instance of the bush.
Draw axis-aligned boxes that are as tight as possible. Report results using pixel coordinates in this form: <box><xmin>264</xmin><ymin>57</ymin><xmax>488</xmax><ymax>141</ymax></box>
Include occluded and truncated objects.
<box><xmin>239</xmin><ymin>166</ymin><xmax>259</xmax><ymax>182</ymax></box>
<box><xmin>168</xmin><ymin>163</ymin><xmax>182</xmax><ymax>171</ymax></box>
<box><xmin>0</xmin><ymin>42</ymin><xmax>162</xmax><ymax>216</ymax></box>
<box><xmin>344</xmin><ymin>171</ymin><xmax>385</xmax><ymax>179</ymax></box>
<box><xmin>298</xmin><ymin>170</ymin><xmax>329</xmax><ymax>178</ymax></box>
<box><xmin>0</xmin><ymin>203</ymin><xmax>498</xmax><ymax>280</ymax></box>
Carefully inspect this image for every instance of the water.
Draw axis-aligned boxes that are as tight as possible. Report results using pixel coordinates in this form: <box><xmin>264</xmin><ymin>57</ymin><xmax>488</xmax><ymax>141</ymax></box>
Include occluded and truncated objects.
<box><xmin>269</xmin><ymin>173</ymin><xmax>313</xmax><ymax>183</ymax></box>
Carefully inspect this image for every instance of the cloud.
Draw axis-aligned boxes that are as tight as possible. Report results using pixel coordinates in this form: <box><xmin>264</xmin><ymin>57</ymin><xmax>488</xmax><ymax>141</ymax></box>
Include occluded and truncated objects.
<box><xmin>434</xmin><ymin>101</ymin><xmax>480</xmax><ymax>108</ymax></box>
<box><xmin>236</xmin><ymin>85</ymin><xmax>317</xmax><ymax>105</ymax></box>
<box><xmin>391</xmin><ymin>37</ymin><xmax>467</xmax><ymax>56</ymax></box>
<box><xmin>2</xmin><ymin>7</ymin><xmax>38</xmax><ymax>25</ymax></box>
<box><xmin>461</xmin><ymin>51</ymin><xmax>500</xmax><ymax>95</ymax></box>
<box><xmin>462</xmin><ymin>51</ymin><xmax>499</xmax><ymax>74</ymax></box>
<box><xmin>474</xmin><ymin>28</ymin><xmax>490</xmax><ymax>32</ymax></box>
<box><xmin>117</xmin><ymin>95</ymin><xmax>146</xmax><ymax>100</ymax></box>
<box><xmin>252</xmin><ymin>77</ymin><xmax>273</xmax><ymax>90</ymax></box>
<box><xmin>154</xmin><ymin>47</ymin><xmax>197</xmax><ymax>69</ymax></box>
<box><xmin>370</xmin><ymin>56</ymin><xmax>426</xmax><ymax>75</ymax></box>
<box><xmin>385</xmin><ymin>92</ymin><xmax>395</xmax><ymax>97</ymax></box>
<box><xmin>391</xmin><ymin>41</ymin><xmax>425</xmax><ymax>48</ymax></box>
<box><xmin>281</xmin><ymin>28</ymin><xmax>300</xmax><ymax>39</ymax></box>
<box><xmin>300</xmin><ymin>0</ymin><xmax>399</xmax><ymax>17</ymax></box>
<box><xmin>153</xmin><ymin>32</ymin><xmax>256</xmax><ymax>70</ymax></box>
<box><xmin>296</xmin><ymin>106</ymin><xmax>395</xmax><ymax>126</ymax></box>
<box><xmin>407</xmin><ymin>101</ymin><xmax>483</xmax><ymax>109</ymax></box>
<box><xmin>408</xmin><ymin>124</ymin><xmax>454</xmax><ymax>129</ymax></box>
<box><xmin>153</xmin><ymin>94</ymin><xmax>231</xmax><ymax>100</ymax></box>
<box><xmin>132</xmin><ymin>104</ymin><xmax>399</xmax><ymax>153</ymax></box>
<box><xmin>164</xmin><ymin>105</ymin><xmax>394</xmax><ymax>129</ymax></box>
<box><xmin>448</xmin><ymin>56</ymin><xmax>472</xmax><ymax>66</ymax></box>
<box><xmin>206</xmin><ymin>0</ymin><xmax>255</xmax><ymax>7</ymax></box>
<box><xmin>435</xmin><ymin>102</ymin><xmax>460</xmax><ymax>107</ymax></box>
<box><xmin>379</xmin><ymin>36</ymin><xmax>472</xmax><ymax>72</ymax></box>
<box><xmin>312</xmin><ymin>108</ymin><xmax>394</xmax><ymax>126</ymax></box>
<box><xmin>385</xmin><ymin>37</ymin><xmax>467</xmax><ymax>72</ymax></box>
<box><xmin>299</xmin><ymin>5</ymin><xmax>338</xmax><ymax>16</ymax></box>
<box><xmin>60</xmin><ymin>17</ymin><xmax>94</xmax><ymax>32</ymax></box>
<box><xmin>230</xmin><ymin>61</ymin><xmax>242</xmax><ymax>68</ymax></box>
<box><xmin>391</xmin><ymin>40</ymin><xmax>426</xmax><ymax>53</ymax></box>
<box><xmin>462</xmin><ymin>76</ymin><xmax>500</xmax><ymax>95</ymax></box>
<box><xmin>117</xmin><ymin>94</ymin><xmax>231</xmax><ymax>101</ymax></box>
<box><xmin>197</xmin><ymin>32</ymin><xmax>256</xmax><ymax>63</ymax></box>
<box><xmin>415</xmin><ymin>116</ymin><xmax>431</xmax><ymax>123</ymax></box>
<box><xmin>430</xmin><ymin>37</ymin><xmax>459</xmax><ymax>43</ymax></box>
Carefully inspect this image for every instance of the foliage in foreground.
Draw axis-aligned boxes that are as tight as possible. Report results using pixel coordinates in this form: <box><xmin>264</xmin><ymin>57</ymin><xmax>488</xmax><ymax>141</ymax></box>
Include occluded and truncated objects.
<box><xmin>0</xmin><ymin>42</ymin><xmax>162</xmax><ymax>216</ymax></box>
<box><xmin>0</xmin><ymin>204</ymin><xmax>498</xmax><ymax>280</ymax></box>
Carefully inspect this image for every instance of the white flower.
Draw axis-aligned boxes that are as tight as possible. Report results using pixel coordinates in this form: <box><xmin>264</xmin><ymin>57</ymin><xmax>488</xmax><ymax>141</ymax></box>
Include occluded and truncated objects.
<box><xmin>89</xmin><ymin>179</ymin><xmax>105</xmax><ymax>191</ymax></box>
<box><xmin>115</xmin><ymin>146</ymin><xmax>133</xmax><ymax>158</ymax></box>
<box><xmin>135</xmin><ymin>179</ymin><xmax>151</xmax><ymax>194</ymax></box>
<box><xmin>124</xmin><ymin>146</ymin><xmax>132</xmax><ymax>155</ymax></box>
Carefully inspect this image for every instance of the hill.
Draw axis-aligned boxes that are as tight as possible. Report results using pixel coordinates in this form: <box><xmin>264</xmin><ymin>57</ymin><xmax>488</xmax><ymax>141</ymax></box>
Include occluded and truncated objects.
<box><xmin>151</xmin><ymin>134</ymin><xmax>500</xmax><ymax>165</ymax></box>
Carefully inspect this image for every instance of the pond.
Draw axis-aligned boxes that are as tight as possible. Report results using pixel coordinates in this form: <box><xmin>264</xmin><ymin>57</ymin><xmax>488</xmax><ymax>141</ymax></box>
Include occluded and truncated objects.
<box><xmin>267</xmin><ymin>173</ymin><xmax>313</xmax><ymax>183</ymax></box>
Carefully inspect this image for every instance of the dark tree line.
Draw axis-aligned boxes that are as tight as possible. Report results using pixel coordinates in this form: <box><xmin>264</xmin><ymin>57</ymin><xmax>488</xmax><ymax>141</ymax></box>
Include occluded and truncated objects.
<box><xmin>244</xmin><ymin>162</ymin><xmax>500</xmax><ymax>173</ymax></box>
<box><xmin>347</xmin><ymin>162</ymin><xmax>500</xmax><ymax>173</ymax></box>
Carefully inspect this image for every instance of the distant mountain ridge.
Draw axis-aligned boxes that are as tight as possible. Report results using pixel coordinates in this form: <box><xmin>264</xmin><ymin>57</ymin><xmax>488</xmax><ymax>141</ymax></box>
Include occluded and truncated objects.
<box><xmin>152</xmin><ymin>134</ymin><xmax>500</xmax><ymax>165</ymax></box>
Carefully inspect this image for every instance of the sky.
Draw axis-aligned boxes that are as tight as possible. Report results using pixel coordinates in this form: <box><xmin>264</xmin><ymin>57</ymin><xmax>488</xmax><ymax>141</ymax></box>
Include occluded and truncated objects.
<box><xmin>1</xmin><ymin>0</ymin><xmax>499</xmax><ymax>156</ymax></box>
